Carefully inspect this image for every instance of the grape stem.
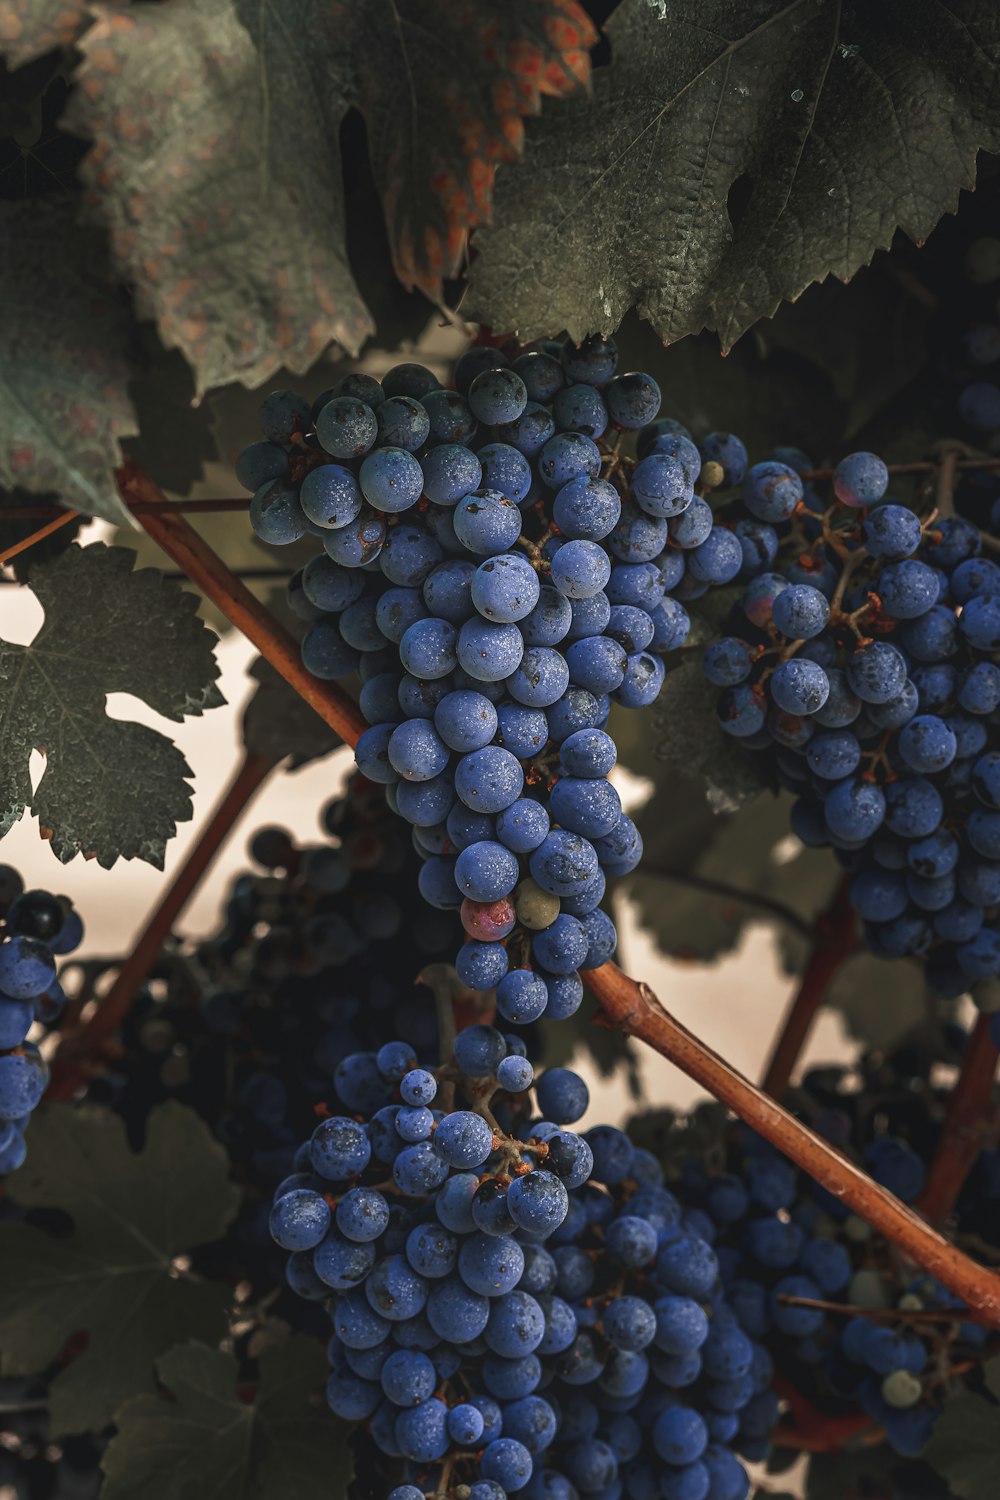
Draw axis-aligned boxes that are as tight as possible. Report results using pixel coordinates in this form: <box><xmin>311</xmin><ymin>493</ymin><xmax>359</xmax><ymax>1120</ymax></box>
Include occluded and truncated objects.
<box><xmin>45</xmin><ymin>747</ymin><xmax>277</xmax><ymax>1100</ymax></box>
<box><xmin>800</xmin><ymin>456</ymin><xmax>1000</xmax><ymax>481</ymax></box>
<box><xmin>419</xmin><ymin>962</ymin><xmax>462</xmax><ymax>1111</ymax></box>
<box><xmin>775</xmin><ymin>1293</ymin><xmax>993</xmax><ymax>1325</ymax></box>
<box><xmin>584</xmin><ymin>963</ymin><xmax>1000</xmax><ymax>1325</ymax></box>
<box><xmin>759</xmin><ymin>876</ymin><xmax>857</xmax><ymax>1101</ymax></box>
<box><xmin>0</xmin><ymin>508</ymin><xmax>80</xmax><ymax>567</ymax></box>
<box><xmin>916</xmin><ymin>1011</ymin><xmax>1000</xmax><ymax>1226</ymax></box>
<box><xmin>121</xmin><ymin>459</ymin><xmax>1000</xmax><ymax>1325</ymax></box>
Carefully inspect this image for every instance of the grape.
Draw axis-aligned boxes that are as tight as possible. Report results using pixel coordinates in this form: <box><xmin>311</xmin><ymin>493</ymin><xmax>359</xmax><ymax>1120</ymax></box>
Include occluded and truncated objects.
<box><xmin>552</xmin><ymin>382</ymin><xmax>608</xmax><ymax>439</ymax></box>
<box><xmin>316</xmin><ymin>396</ymin><xmax>378</xmax><ymax>458</ymax></box>
<box><xmin>259</xmin><ymin>388</ymin><xmax>311</xmax><ymax>442</ymax></box>
<box><xmin>359</xmin><ymin>448</ymin><xmax>424</xmax><ymax>512</ymax></box>
<box><xmin>741</xmin><ymin>462</ymin><xmax>803</xmax><ymax>521</ymax></box>
<box><xmin>472</xmin><ymin>553</ymin><xmax>541</xmax><ymax>623</ymax></box>
<box><xmin>832</xmin><ymin>451</ymin><xmax>889</xmax><ymax>507</ymax></box>
<box><xmin>250</xmin><ymin>480</ymin><xmax>308</xmax><ymax>543</ymax></box>
<box><xmin>550</xmin><ymin>540</ymin><xmax>611</xmax><ymax>600</ymax></box>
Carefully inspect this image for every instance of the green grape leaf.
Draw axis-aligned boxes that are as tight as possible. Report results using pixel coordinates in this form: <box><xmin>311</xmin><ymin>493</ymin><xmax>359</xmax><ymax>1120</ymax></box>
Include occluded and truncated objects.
<box><xmin>925</xmin><ymin>1358</ymin><xmax>1000</xmax><ymax>1500</ymax></box>
<box><xmin>0</xmin><ymin>0</ymin><xmax>89</xmax><ymax>67</ymax></box>
<box><xmin>63</xmin><ymin>0</ymin><xmax>595</xmax><ymax>394</ymax></box>
<box><xmin>652</xmin><ymin>652</ymin><xmax>767</xmax><ymax>813</ymax></box>
<box><xmin>467</xmin><ymin>0</ymin><xmax>1000</xmax><ymax>351</ymax></box>
<box><xmin>0</xmin><ymin>542</ymin><xmax>224</xmax><ymax>868</ymax></box>
<box><xmin>0</xmin><ymin>199</ymin><xmax>138</xmax><ymax>525</ymax></box>
<box><xmin>121</xmin><ymin>332</ymin><xmax>218</xmax><ymax>499</ymax></box>
<box><xmin>826</xmin><ymin>951</ymin><xmax>927</xmax><ymax>1052</ymax></box>
<box><xmin>242</xmin><ymin>657</ymin><xmax>341</xmax><ymax>770</ymax></box>
<box><xmin>101</xmin><ymin>1339</ymin><xmax>349</xmax><ymax>1500</ymax></box>
<box><xmin>630</xmin><ymin>788</ymin><xmax>836</xmax><ymax>967</ymax></box>
<box><xmin>0</xmin><ymin>1102</ymin><xmax>240</xmax><ymax>1435</ymax></box>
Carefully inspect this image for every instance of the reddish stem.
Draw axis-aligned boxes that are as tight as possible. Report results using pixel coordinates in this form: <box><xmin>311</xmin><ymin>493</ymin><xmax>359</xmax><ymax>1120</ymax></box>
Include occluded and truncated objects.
<box><xmin>916</xmin><ymin>1012</ymin><xmax>1000</xmax><ymax>1225</ymax></box>
<box><xmin>0</xmin><ymin>498</ymin><xmax>250</xmax><ymax>520</ymax></box>
<box><xmin>117</xmin><ymin>460</ymin><xmax>1000</xmax><ymax>1324</ymax></box>
<box><xmin>760</xmin><ymin>877</ymin><xmax>858</xmax><ymax>1100</ymax></box>
<box><xmin>584</xmin><ymin>964</ymin><xmax>1000</xmax><ymax>1324</ymax></box>
<box><xmin>0</xmin><ymin>509</ymin><xmax>79</xmax><ymax>567</ymax></box>
<box><xmin>117</xmin><ymin>464</ymin><xmax>367</xmax><ymax>745</ymax></box>
<box><xmin>46</xmin><ymin>748</ymin><xmax>276</xmax><ymax>1099</ymax></box>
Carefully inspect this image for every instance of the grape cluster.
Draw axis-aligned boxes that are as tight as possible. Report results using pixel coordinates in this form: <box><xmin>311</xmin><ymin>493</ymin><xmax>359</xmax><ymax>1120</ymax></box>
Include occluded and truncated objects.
<box><xmin>237</xmin><ymin>338</ymin><xmax>703</xmax><ymax>1020</ymax></box>
<box><xmin>671</xmin><ymin>1043</ymin><xmax>999</xmax><ymax>1462</ymax></box>
<box><xmin>0</xmin><ymin>865</ymin><xmax>82</xmax><ymax>1172</ymax></box>
<box><xmin>665</xmin><ymin>427</ymin><xmax>1000</xmax><ymax>1010</ymax></box>
<box><xmin>272</xmin><ymin>1028</ymin><xmax>765</xmax><ymax>1500</ymax></box>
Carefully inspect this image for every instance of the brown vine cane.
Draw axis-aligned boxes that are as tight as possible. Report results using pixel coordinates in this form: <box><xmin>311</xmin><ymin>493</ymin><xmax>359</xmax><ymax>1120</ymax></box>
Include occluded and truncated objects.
<box><xmin>119</xmin><ymin>463</ymin><xmax>1000</xmax><ymax>1324</ymax></box>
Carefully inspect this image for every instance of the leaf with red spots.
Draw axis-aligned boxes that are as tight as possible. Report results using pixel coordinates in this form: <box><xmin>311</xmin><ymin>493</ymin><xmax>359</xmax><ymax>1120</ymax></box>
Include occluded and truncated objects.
<box><xmin>0</xmin><ymin>198</ymin><xmax>138</xmax><ymax>526</ymax></box>
<box><xmin>468</xmin><ymin>0</ymin><xmax>1000</xmax><ymax>351</ymax></box>
<box><xmin>63</xmin><ymin>0</ymin><xmax>375</xmax><ymax>396</ymax></box>
<box><xmin>0</xmin><ymin>0</ymin><xmax>90</xmax><ymax>67</ymax></box>
<box><xmin>321</xmin><ymin>0</ymin><xmax>598</xmax><ymax>298</ymax></box>
<box><xmin>62</xmin><ymin>0</ymin><xmax>594</xmax><ymax>394</ymax></box>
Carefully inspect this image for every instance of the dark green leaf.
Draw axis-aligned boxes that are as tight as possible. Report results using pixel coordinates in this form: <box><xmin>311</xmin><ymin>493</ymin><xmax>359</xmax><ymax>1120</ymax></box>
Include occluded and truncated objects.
<box><xmin>826</xmin><ymin>951</ymin><xmax>928</xmax><ymax>1052</ymax></box>
<box><xmin>652</xmin><ymin>652</ymin><xmax>767</xmax><ymax>813</ymax></box>
<box><xmin>759</xmin><ymin>253</ymin><xmax>934</xmax><ymax>443</ymax></box>
<box><xmin>630</xmin><ymin>789</ymin><xmax>835</xmax><ymax>966</ymax></box>
<box><xmin>0</xmin><ymin>0</ymin><xmax>88</xmax><ymax>67</ymax></box>
<box><xmin>62</xmin><ymin>0</ymin><xmax>594</xmax><ymax>393</ymax></box>
<box><xmin>120</xmin><ymin>332</ymin><xmax>218</xmax><ymax>498</ymax></box>
<box><xmin>612</xmin><ymin>315</ymin><xmax>847</xmax><ymax>472</ymax></box>
<box><xmin>101</xmin><ymin>1338</ymin><xmax>349</xmax><ymax>1500</ymax></box>
<box><xmin>0</xmin><ymin>198</ymin><xmax>137</xmax><ymax>524</ymax></box>
<box><xmin>925</xmin><ymin>1359</ymin><xmax>1000</xmax><ymax>1500</ymax></box>
<box><xmin>0</xmin><ymin>1102</ymin><xmax>240</xmax><ymax>1435</ymax></box>
<box><xmin>242</xmin><ymin>657</ymin><xmax>341</xmax><ymax>770</ymax></box>
<box><xmin>468</xmin><ymin>0</ymin><xmax>1000</xmax><ymax>350</ymax></box>
<box><xmin>0</xmin><ymin>542</ymin><xmax>224</xmax><ymax>868</ymax></box>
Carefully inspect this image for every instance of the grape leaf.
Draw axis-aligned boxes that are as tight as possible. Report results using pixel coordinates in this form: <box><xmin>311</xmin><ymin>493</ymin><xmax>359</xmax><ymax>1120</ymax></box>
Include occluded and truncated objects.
<box><xmin>62</xmin><ymin>0</ymin><xmax>371</xmax><ymax>396</ymax></box>
<box><xmin>0</xmin><ymin>542</ymin><xmax>224</xmax><ymax>868</ymax></box>
<box><xmin>925</xmin><ymin>1359</ymin><xmax>1000</xmax><ymax>1500</ymax></box>
<box><xmin>0</xmin><ymin>198</ymin><xmax>138</xmax><ymax>524</ymax></box>
<box><xmin>826</xmin><ymin>951</ymin><xmax>927</xmax><ymax>1052</ymax></box>
<box><xmin>242</xmin><ymin>657</ymin><xmax>341</xmax><ymax>770</ymax></box>
<box><xmin>653</xmin><ymin>652</ymin><xmax>766</xmax><ymax>813</ymax></box>
<box><xmin>0</xmin><ymin>1102</ymin><xmax>240</xmax><ymax>1435</ymax></box>
<box><xmin>0</xmin><ymin>0</ymin><xmax>89</xmax><ymax>67</ymax></box>
<box><xmin>63</xmin><ymin>0</ymin><xmax>595</xmax><ymax>395</ymax></box>
<box><xmin>317</xmin><ymin>0</ymin><xmax>597</xmax><ymax>299</ymax></box>
<box><xmin>467</xmin><ymin>0</ymin><xmax>1000</xmax><ymax>350</ymax></box>
<box><xmin>630</xmin><ymin>788</ymin><xmax>835</xmax><ymax>966</ymax></box>
<box><xmin>101</xmin><ymin>1339</ymin><xmax>349</xmax><ymax>1500</ymax></box>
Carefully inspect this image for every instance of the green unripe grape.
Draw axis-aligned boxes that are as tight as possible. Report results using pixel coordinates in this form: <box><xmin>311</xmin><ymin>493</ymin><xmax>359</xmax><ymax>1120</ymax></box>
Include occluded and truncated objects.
<box><xmin>897</xmin><ymin>1293</ymin><xmax>924</xmax><ymax>1312</ymax></box>
<box><xmin>844</xmin><ymin>1213</ymin><xmax>873</xmax><ymax>1243</ymax></box>
<box><xmin>848</xmin><ymin>1269</ymin><xmax>891</xmax><ymax>1308</ymax></box>
<box><xmin>882</xmin><ymin>1369</ymin><xmax>923</xmax><ymax>1409</ymax></box>
<box><xmin>515</xmin><ymin>878</ymin><xmax>561</xmax><ymax>931</ymax></box>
